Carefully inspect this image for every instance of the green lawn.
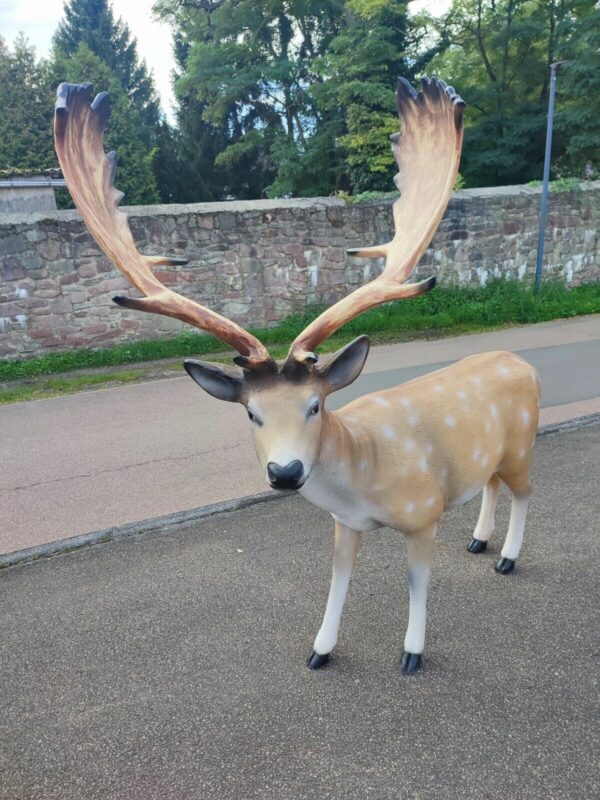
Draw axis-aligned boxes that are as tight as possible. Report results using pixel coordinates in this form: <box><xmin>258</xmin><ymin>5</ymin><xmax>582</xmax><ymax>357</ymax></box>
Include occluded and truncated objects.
<box><xmin>1</xmin><ymin>281</ymin><xmax>599</xmax><ymax>399</ymax></box>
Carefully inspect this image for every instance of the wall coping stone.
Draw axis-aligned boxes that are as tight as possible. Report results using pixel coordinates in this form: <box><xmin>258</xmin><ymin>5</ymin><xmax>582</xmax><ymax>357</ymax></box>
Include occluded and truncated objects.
<box><xmin>1</xmin><ymin>181</ymin><xmax>598</xmax><ymax>228</ymax></box>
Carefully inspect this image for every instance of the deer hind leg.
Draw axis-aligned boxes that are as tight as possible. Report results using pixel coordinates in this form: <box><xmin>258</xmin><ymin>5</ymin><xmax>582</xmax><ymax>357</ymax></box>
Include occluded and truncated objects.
<box><xmin>467</xmin><ymin>474</ymin><xmax>501</xmax><ymax>554</ymax></box>
<box><xmin>495</xmin><ymin>463</ymin><xmax>533</xmax><ymax>575</ymax></box>
<box><xmin>401</xmin><ymin>524</ymin><xmax>436</xmax><ymax>675</ymax></box>
<box><xmin>308</xmin><ymin>521</ymin><xmax>361</xmax><ymax>670</ymax></box>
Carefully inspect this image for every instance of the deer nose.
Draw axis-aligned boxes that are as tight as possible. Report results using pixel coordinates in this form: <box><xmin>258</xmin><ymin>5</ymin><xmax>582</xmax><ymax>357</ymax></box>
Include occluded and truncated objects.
<box><xmin>267</xmin><ymin>460</ymin><xmax>305</xmax><ymax>490</ymax></box>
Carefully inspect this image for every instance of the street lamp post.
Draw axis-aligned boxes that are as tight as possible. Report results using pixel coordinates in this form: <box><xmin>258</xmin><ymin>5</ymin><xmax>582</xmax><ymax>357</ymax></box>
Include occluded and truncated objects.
<box><xmin>534</xmin><ymin>61</ymin><xmax>566</xmax><ymax>294</ymax></box>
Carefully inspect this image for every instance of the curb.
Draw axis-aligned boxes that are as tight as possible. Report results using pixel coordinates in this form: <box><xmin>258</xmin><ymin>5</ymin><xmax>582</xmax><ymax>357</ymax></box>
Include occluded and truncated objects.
<box><xmin>0</xmin><ymin>490</ymin><xmax>285</xmax><ymax>570</ymax></box>
<box><xmin>2</xmin><ymin>412</ymin><xmax>600</xmax><ymax>571</ymax></box>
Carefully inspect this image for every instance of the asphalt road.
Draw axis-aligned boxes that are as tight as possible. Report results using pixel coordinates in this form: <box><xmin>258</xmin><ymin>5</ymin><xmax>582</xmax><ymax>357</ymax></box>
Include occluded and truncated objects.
<box><xmin>1</xmin><ymin>316</ymin><xmax>600</xmax><ymax>553</ymax></box>
<box><xmin>1</xmin><ymin>423</ymin><xmax>599</xmax><ymax>800</ymax></box>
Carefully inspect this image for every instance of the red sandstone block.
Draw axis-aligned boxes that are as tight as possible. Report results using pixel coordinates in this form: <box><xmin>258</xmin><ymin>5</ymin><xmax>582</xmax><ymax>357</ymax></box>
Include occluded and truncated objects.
<box><xmin>59</xmin><ymin>273</ymin><xmax>79</xmax><ymax>286</ymax></box>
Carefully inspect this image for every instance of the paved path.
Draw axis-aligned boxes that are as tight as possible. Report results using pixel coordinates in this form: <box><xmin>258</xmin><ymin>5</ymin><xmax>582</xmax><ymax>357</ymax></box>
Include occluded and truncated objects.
<box><xmin>1</xmin><ymin>316</ymin><xmax>600</xmax><ymax>554</ymax></box>
<box><xmin>1</xmin><ymin>424</ymin><xmax>599</xmax><ymax>800</ymax></box>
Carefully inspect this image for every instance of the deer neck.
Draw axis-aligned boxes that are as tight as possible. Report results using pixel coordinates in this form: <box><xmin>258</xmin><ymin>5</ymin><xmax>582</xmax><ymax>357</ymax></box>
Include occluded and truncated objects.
<box><xmin>299</xmin><ymin>408</ymin><xmax>383</xmax><ymax>530</ymax></box>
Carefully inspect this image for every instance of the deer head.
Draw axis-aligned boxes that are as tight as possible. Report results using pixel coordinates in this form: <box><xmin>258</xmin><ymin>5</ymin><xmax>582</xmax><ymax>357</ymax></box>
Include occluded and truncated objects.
<box><xmin>54</xmin><ymin>78</ymin><xmax>464</xmax><ymax>491</ymax></box>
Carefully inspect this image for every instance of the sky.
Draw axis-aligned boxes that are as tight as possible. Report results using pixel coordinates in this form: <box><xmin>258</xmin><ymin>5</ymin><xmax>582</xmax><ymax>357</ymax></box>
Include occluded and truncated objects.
<box><xmin>0</xmin><ymin>0</ymin><xmax>452</xmax><ymax>122</ymax></box>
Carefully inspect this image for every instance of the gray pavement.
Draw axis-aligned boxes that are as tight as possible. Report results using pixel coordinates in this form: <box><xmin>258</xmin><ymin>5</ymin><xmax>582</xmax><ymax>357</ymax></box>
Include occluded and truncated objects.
<box><xmin>1</xmin><ymin>315</ymin><xmax>600</xmax><ymax>553</ymax></box>
<box><xmin>1</xmin><ymin>423</ymin><xmax>599</xmax><ymax>800</ymax></box>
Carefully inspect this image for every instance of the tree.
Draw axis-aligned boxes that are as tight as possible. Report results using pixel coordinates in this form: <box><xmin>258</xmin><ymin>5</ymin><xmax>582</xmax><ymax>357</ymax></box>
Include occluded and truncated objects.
<box><xmin>0</xmin><ymin>35</ymin><xmax>55</xmax><ymax>174</ymax></box>
<box><xmin>155</xmin><ymin>0</ymin><xmax>429</xmax><ymax>197</ymax></box>
<box><xmin>155</xmin><ymin>0</ymin><xmax>345</xmax><ymax>198</ymax></box>
<box><xmin>557</xmin><ymin>3</ymin><xmax>600</xmax><ymax>178</ymax></box>
<box><xmin>56</xmin><ymin>43</ymin><xmax>160</xmax><ymax>204</ymax></box>
<box><xmin>422</xmin><ymin>0</ymin><xmax>597</xmax><ymax>187</ymax></box>
<box><xmin>54</xmin><ymin>0</ymin><xmax>160</xmax><ymax>131</ymax></box>
<box><xmin>313</xmin><ymin>0</ymin><xmax>416</xmax><ymax>193</ymax></box>
<box><xmin>52</xmin><ymin>0</ymin><xmax>165</xmax><ymax>202</ymax></box>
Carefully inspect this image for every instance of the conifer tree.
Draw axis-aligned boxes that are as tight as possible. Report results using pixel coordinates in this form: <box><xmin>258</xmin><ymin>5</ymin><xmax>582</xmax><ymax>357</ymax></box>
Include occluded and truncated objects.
<box><xmin>52</xmin><ymin>0</ymin><xmax>164</xmax><ymax>202</ymax></box>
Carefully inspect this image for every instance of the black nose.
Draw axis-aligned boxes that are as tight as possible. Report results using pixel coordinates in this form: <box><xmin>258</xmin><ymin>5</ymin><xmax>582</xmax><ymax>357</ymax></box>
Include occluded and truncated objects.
<box><xmin>267</xmin><ymin>460</ymin><xmax>305</xmax><ymax>490</ymax></box>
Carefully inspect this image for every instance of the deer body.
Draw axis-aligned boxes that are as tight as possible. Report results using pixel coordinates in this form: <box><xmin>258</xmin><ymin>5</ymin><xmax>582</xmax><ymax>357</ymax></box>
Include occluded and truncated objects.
<box><xmin>303</xmin><ymin>350</ymin><xmax>539</xmax><ymax>533</ymax></box>
<box><xmin>54</xmin><ymin>76</ymin><xmax>541</xmax><ymax>674</ymax></box>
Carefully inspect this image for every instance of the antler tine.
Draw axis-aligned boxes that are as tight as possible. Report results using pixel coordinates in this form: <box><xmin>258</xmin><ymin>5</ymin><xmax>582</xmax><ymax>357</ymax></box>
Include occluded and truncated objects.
<box><xmin>288</xmin><ymin>76</ymin><xmax>465</xmax><ymax>364</ymax></box>
<box><xmin>54</xmin><ymin>83</ymin><xmax>271</xmax><ymax>368</ymax></box>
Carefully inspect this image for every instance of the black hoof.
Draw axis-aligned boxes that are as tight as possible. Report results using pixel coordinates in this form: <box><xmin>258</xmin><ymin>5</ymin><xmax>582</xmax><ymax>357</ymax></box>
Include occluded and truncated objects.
<box><xmin>401</xmin><ymin>651</ymin><xmax>422</xmax><ymax>675</ymax></box>
<box><xmin>495</xmin><ymin>557</ymin><xmax>515</xmax><ymax>574</ymax></box>
<box><xmin>307</xmin><ymin>650</ymin><xmax>330</xmax><ymax>670</ymax></box>
<box><xmin>467</xmin><ymin>538</ymin><xmax>487</xmax><ymax>554</ymax></box>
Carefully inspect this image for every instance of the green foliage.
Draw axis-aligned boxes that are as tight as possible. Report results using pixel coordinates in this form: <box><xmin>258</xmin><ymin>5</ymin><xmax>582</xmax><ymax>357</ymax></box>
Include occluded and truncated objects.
<box><xmin>422</xmin><ymin>0</ymin><xmax>598</xmax><ymax>187</ymax></box>
<box><xmin>526</xmin><ymin>177</ymin><xmax>581</xmax><ymax>192</ymax></box>
<box><xmin>0</xmin><ymin>36</ymin><xmax>55</xmax><ymax>173</ymax></box>
<box><xmin>53</xmin><ymin>44</ymin><xmax>160</xmax><ymax>205</ymax></box>
<box><xmin>154</xmin><ymin>0</ymin><xmax>418</xmax><ymax>197</ymax></box>
<box><xmin>52</xmin><ymin>0</ymin><xmax>166</xmax><ymax>205</ymax></box>
<box><xmin>312</xmin><ymin>0</ymin><xmax>412</xmax><ymax>192</ymax></box>
<box><xmin>3</xmin><ymin>280</ymin><xmax>599</xmax><ymax>381</ymax></box>
<box><xmin>556</xmin><ymin>6</ymin><xmax>600</xmax><ymax>178</ymax></box>
<box><xmin>3</xmin><ymin>0</ymin><xmax>600</xmax><ymax>201</ymax></box>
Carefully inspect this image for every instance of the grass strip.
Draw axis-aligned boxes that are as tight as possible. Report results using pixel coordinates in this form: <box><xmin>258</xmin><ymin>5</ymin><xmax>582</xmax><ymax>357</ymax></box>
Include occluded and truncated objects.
<box><xmin>0</xmin><ymin>370</ymin><xmax>146</xmax><ymax>405</ymax></box>
<box><xmin>2</xmin><ymin>280</ymin><xmax>599</xmax><ymax>382</ymax></box>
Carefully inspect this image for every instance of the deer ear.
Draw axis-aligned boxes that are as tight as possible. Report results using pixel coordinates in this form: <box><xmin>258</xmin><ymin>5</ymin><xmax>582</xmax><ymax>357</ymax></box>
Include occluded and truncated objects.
<box><xmin>318</xmin><ymin>335</ymin><xmax>370</xmax><ymax>392</ymax></box>
<box><xmin>184</xmin><ymin>359</ymin><xmax>244</xmax><ymax>403</ymax></box>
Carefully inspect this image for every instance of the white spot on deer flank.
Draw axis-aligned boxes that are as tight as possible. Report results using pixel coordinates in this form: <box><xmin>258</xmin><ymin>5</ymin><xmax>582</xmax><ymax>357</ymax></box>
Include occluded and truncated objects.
<box><xmin>472</xmin><ymin>447</ymin><xmax>480</xmax><ymax>462</ymax></box>
<box><xmin>408</xmin><ymin>412</ymin><xmax>419</xmax><ymax>427</ymax></box>
<box><xmin>472</xmin><ymin>376</ymin><xmax>482</xmax><ymax>386</ymax></box>
<box><xmin>484</xmin><ymin>419</ymin><xmax>492</xmax><ymax>433</ymax></box>
<box><xmin>425</xmin><ymin>496</ymin><xmax>436</xmax><ymax>508</ymax></box>
<box><xmin>358</xmin><ymin>460</ymin><xmax>369</xmax><ymax>473</ymax></box>
<box><xmin>404</xmin><ymin>438</ymin><xmax>416</xmax><ymax>452</ymax></box>
<box><xmin>445</xmin><ymin>415</ymin><xmax>456</xmax><ymax>428</ymax></box>
<box><xmin>481</xmin><ymin>454</ymin><xmax>489</xmax><ymax>468</ymax></box>
<box><xmin>381</xmin><ymin>425</ymin><xmax>396</xmax><ymax>440</ymax></box>
<box><xmin>405</xmin><ymin>501</ymin><xmax>415</xmax><ymax>514</ymax></box>
<box><xmin>521</xmin><ymin>409</ymin><xmax>531</xmax><ymax>425</ymax></box>
<box><xmin>490</xmin><ymin>403</ymin><xmax>498</xmax><ymax>417</ymax></box>
<box><xmin>426</xmin><ymin>443</ymin><xmax>434</xmax><ymax>454</ymax></box>
<box><xmin>498</xmin><ymin>365</ymin><xmax>511</xmax><ymax>377</ymax></box>
<box><xmin>419</xmin><ymin>456</ymin><xmax>428</xmax><ymax>472</ymax></box>
<box><xmin>400</xmin><ymin>397</ymin><xmax>412</xmax><ymax>407</ymax></box>
<box><xmin>433</xmin><ymin>384</ymin><xmax>444</xmax><ymax>393</ymax></box>
<box><xmin>457</xmin><ymin>390</ymin><xmax>468</xmax><ymax>400</ymax></box>
<box><xmin>374</xmin><ymin>396</ymin><xmax>390</xmax><ymax>408</ymax></box>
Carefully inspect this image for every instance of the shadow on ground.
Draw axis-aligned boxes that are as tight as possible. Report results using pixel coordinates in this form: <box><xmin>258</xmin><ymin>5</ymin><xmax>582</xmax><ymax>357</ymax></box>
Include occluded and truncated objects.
<box><xmin>1</xmin><ymin>426</ymin><xmax>599</xmax><ymax>800</ymax></box>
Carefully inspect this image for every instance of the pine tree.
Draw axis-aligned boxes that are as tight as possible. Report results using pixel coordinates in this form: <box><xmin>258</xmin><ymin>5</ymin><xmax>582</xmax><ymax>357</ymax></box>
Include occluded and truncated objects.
<box><xmin>0</xmin><ymin>35</ymin><xmax>55</xmax><ymax>174</ymax></box>
<box><xmin>52</xmin><ymin>0</ymin><xmax>165</xmax><ymax>202</ymax></box>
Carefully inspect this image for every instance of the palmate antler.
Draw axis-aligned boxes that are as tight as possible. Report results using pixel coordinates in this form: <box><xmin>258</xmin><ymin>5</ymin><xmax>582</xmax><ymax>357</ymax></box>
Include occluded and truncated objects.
<box><xmin>54</xmin><ymin>83</ymin><xmax>271</xmax><ymax>368</ymax></box>
<box><xmin>288</xmin><ymin>77</ymin><xmax>465</xmax><ymax>364</ymax></box>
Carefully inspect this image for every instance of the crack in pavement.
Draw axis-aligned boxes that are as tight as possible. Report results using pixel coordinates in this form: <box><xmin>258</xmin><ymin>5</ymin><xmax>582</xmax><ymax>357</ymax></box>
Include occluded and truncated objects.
<box><xmin>1</xmin><ymin>440</ymin><xmax>246</xmax><ymax>493</ymax></box>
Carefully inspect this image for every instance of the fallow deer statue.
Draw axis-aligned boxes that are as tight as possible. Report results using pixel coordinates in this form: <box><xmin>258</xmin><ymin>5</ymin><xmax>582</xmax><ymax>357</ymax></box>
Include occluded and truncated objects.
<box><xmin>54</xmin><ymin>78</ymin><xmax>540</xmax><ymax>674</ymax></box>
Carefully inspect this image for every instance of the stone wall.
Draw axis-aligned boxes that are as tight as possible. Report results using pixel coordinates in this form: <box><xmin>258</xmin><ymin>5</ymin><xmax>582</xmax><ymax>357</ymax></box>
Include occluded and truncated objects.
<box><xmin>1</xmin><ymin>182</ymin><xmax>599</xmax><ymax>360</ymax></box>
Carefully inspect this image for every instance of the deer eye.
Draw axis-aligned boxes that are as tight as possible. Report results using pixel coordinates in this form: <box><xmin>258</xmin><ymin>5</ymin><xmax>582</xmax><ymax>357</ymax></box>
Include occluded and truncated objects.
<box><xmin>308</xmin><ymin>401</ymin><xmax>320</xmax><ymax>418</ymax></box>
<box><xmin>247</xmin><ymin>408</ymin><xmax>263</xmax><ymax>426</ymax></box>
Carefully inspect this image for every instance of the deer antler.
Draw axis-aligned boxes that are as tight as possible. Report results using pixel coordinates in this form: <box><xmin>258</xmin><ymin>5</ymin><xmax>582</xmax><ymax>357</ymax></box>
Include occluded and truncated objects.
<box><xmin>54</xmin><ymin>82</ymin><xmax>271</xmax><ymax>368</ymax></box>
<box><xmin>288</xmin><ymin>76</ymin><xmax>465</xmax><ymax>364</ymax></box>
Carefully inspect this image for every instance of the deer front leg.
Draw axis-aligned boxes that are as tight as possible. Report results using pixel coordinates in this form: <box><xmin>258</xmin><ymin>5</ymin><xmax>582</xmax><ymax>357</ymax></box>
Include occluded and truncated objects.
<box><xmin>402</xmin><ymin>525</ymin><xmax>436</xmax><ymax>675</ymax></box>
<box><xmin>308</xmin><ymin>521</ymin><xmax>362</xmax><ymax>670</ymax></box>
